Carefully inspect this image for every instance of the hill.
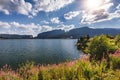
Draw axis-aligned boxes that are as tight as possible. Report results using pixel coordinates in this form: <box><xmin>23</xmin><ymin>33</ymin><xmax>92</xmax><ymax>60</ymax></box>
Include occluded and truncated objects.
<box><xmin>0</xmin><ymin>34</ymin><xmax>33</xmax><ymax>39</ymax></box>
<box><xmin>36</xmin><ymin>27</ymin><xmax>120</xmax><ymax>39</ymax></box>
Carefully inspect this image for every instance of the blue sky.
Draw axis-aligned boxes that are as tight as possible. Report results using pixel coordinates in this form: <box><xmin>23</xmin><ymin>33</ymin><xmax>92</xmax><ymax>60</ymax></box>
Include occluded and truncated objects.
<box><xmin>0</xmin><ymin>0</ymin><xmax>120</xmax><ymax>36</ymax></box>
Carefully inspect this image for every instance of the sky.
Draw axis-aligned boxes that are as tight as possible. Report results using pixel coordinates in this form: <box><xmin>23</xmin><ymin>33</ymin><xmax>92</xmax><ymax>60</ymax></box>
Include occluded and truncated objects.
<box><xmin>0</xmin><ymin>0</ymin><xmax>120</xmax><ymax>36</ymax></box>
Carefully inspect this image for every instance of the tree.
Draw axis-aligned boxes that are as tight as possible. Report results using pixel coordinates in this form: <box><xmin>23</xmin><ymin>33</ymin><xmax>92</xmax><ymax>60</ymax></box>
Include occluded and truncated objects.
<box><xmin>106</xmin><ymin>34</ymin><xmax>114</xmax><ymax>39</ymax></box>
<box><xmin>77</xmin><ymin>35</ymin><xmax>90</xmax><ymax>51</ymax></box>
<box><xmin>86</xmin><ymin>35</ymin><xmax>118</xmax><ymax>61</ymax></box>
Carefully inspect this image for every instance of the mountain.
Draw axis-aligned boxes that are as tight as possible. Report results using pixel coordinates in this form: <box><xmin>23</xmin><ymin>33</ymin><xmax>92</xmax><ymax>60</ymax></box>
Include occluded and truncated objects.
<box><xmin>37</xmin><ymin>30</ymin><xmax>65</xmax><ymax>39</ymax></box>
<box><xmin>0</xmin><ymin>34</ymin><xmax>33</xmax><ymax>39</ymax></box>
<box><xmin>36</xmin><ymin>27</ymin><xmax>120</xmax><ymax>39</ymax></box>
<box><xmin>1</xmin><ymin>27</ymin><xmax>119</xmax><ymax>39</ymax></box>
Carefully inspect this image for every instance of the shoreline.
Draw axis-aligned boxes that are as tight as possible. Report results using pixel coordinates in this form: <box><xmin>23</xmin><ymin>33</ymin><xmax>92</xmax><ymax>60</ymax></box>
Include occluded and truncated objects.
<box><xmin>0</xmin><ymin>53</ymin><xmax>120</xmax><ymax>80</ymax></box>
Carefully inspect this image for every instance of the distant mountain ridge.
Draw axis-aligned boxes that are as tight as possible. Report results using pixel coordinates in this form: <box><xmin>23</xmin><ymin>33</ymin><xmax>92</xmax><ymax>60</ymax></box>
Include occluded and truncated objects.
<box><xmin>0</xmin><ymin>27</ymin><xmax>120</xmax><ymax>39</ymax></box>
<box><xmin>36</xmin><ymin>30</ymin><xmax>65</xmax><ymax>39</ymax></box>
<box><xmin>0</xmin><ymin>34</ymin><xmax>33</xmax><ymax>39</ymax></box>
<box><xmin>36</xmin><ymin>27</ymin><xmax>120</xmax><ymax>39</ymax></box>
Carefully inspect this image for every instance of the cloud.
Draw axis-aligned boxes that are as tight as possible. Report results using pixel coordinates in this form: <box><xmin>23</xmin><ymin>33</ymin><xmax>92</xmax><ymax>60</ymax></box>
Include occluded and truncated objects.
<box><xmin>81</xmin><ymin>0</ymin><xmax>116</xmax><ymax>24</ymax></box>
<box><xmin>56</xmin><ymin>24</ymin><xmax>75</xmax><ymax>32</ymax></box>
<box><xmin>33</xmin><ymin>0</ymin><xmax>74</xmax><ymax>13</ymax></box>
<box><xmin>0</xmin><ymin>0</ymin><xmax>32</xmax><ymax>16</ymax></box>
<box><xmin>0</xmin><ymin>21</ymin><xmax>43</xmax><ymax>36</ymax></box>
<box><xmin>0</xmin><ymin>21</ymin><xmax>75</xmax><ymax>36</ymax></box>
<box><xmin>51</xmin><ymin>17</ymin><xmax>60</xmax><ymax>24</ymax></box>
<box><xmin>15</xmin><ymin>0</ymin><xmax>32</xmax><ymax>16</ymax></box>
<box><xmin>0</xmin><ymin>0</ymin><xmax>11</xmax><ymax>15</ymax></box>
<box><xmin>64</xmin><ymin>11</ymin><xmax>81</xmax><ymax>20</ymax></box>
<box><xmin>117</xmin><ymin>4</ymin><xmax>120</xmax><ymax>9</ymax></box>
<box><xmin>42</xmin><ymin>25</ymin><xmax>53</xmax><ymax>32</ymax></box>
<box><xmin>0</xmin><ymin>21</ymin><xmax>10</xmax><ymax>28</ymax></box>
<box><xmin>0</xmin><ymin>8</ymin><xmax>10</xmax><ymax>15</ymax></box>
<box><xmin>0</xmin><ymin>0</ymin><xmax>74</xmax><ymax>17</ymax></box>
<box><xmin>41</xmin><ymin>20</ymin><xmax>49</xmax><ymax>24</ymax></box>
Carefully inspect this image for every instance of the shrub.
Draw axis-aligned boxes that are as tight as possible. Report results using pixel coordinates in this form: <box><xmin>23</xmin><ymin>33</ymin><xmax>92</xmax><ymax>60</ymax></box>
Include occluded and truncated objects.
<box><xmin>115</xmin><ymin>34</ymin><xmax>120</xmax><ymax>48</ymax></box>
<box><xmin>86</xmin><ymin>35</ymin><xmax>118</xmax><ymax>61</ymax></box>
<box><xmin>0</xmin><ymin>64</ymin><xmax>22</xmax><ymax>80</ymax></box>
<box><xmin>18</xmin><ymin>61</ymin><xmax>39</xmax><ymax>80</ymax></box>
<box><xmin>109</xmin><ymin>54</ymin><xmax>120</xmax><ymax>70</ymax></box>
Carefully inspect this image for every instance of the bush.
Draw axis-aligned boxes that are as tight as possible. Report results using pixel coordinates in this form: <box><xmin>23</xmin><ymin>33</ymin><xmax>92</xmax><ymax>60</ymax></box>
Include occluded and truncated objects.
<box><xmin>115</xmin><ymin>34</ymin><xmax>120</xmax><ymax>48</ymax></box>
<box><xmin>18</xmin><ymin>61</ymin><xmax>39</xmax><ymax>80</ymax></box>
<box><xmin>0</xmin><ymin>65</ymin><xmax>22</xmax><ymax>80</ymax></box>
<box><xmin>109</xmin><ymin>54</ymin><xmax>120</xmax><ymax>70</ymax></box>
<box><xmin>86</xmin><ymin>35</ymin><xmax>118</xmax><ymax>61</ymax></box>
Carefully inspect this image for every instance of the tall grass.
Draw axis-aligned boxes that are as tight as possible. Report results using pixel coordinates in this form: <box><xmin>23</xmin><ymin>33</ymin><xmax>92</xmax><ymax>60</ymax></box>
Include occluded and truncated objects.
<box><xmin>0</xmin><ymin>53</ymin><xmax>120</xmax><ymax>80</ymax></box>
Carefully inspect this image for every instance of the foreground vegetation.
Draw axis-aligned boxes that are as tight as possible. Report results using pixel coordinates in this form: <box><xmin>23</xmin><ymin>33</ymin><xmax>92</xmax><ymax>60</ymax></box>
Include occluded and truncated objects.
<box><xmin>0</xmin><ymin>34</ymin><xmax>120</xmax><ymax>80</ymax></box>
<box><xmin>0</xmin><ymin>53</ymin><xmax>120</xmax><ymax>80</ymax></box>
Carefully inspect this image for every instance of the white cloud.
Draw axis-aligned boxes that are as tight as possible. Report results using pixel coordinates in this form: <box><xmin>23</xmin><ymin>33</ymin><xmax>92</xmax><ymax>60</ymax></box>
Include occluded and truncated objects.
<box><xmin>0</xmin><ymin>1</ymin><xmax>10</xmax><ymax>15</ymax></box>
<box><xmin>0</xmin><ymin>21</ymin><xmax>75</xmax><ymax>36</ymax></box>
<box><xmin>81</xmin><ymin>0</ymin><xmax>116</xmax><ymax>24</ymax></box>
<box><xmin>0</xmin><ymin>21</ymin><xmax>42</xmax><ymax>36</ymax></box>
<box><xmin>0</xmin><ymin>0</ymin><xmax>74</xmax><ymax>17</ymax></box>
<box><xmin>15</xmin><ymin>0</ymin><xmax>32</xmax><ymax>16</ymax></box>
<box><xmin>64</xmin><ymin>11</ymin><xmax>81</xmax><ymax>20</ymax></box>
<box><xmin>0</xmin><ymin>0</ymin><xmax>32</xmax><ymax>16</ymax></box>
<box><xmin>0</xmin><ymin>21</ymin><xmax>10</xmax><ymax>28</ymax></box>
<box><xmin>42</xmin><ymin>25</ymin><xmax>53</xmax><ymax>32</ymax></box>
<box><xmin>117</xmin><ymin>4</ymin><xmax>120</xmax><ymax>9</ymax></box>
<box><xmin>41</xmin><ymin>20</ymin><xmax>49</xmax><ymax>24</ymax></box>
<box><xmin>33</xmin><ymin>0</ymin><xmax>74</xmax><ymax>13</ymax></box>
<box><xmin>51</xmin><ymin>17</ymin><xmax>60</xmax><ymax>24</ymax></box>
<box><xmin>56</xmin><ymin>24</ymin><xmax>75</xmax><ymax>32</ymax></box>
<box><xmin>0</xmin><ymin>7</ymin><xmax>10</xmax><ymax>15</ymax></box>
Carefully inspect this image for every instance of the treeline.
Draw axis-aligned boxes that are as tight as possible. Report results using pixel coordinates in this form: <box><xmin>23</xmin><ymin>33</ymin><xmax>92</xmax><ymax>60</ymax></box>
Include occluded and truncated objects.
<box><xmin>0</xmin><ymin>34</ymin><xmax>33</xmax><ymax>39</ymax></box>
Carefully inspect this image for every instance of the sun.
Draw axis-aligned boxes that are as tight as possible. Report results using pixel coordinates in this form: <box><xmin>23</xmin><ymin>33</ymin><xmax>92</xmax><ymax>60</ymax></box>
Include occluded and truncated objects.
<box><xmin>85</xmin><ymin>0</ymin><xmax>103</xmax><ymax>10</ymax></box>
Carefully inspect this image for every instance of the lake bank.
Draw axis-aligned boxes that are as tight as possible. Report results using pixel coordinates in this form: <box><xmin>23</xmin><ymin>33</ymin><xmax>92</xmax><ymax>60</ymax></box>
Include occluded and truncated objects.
<box><xmin>0</xmin><ymin>53</ymin><xmax>120</xmax><ymax>80</ymax></box>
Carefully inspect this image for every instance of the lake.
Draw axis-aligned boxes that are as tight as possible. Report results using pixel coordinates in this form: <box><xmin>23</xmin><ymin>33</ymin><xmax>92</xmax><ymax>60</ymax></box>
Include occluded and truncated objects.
<box><xmin>0</xmin><ymin>39</ymin><xmax>82</xmax><ymax>68</ymax></box>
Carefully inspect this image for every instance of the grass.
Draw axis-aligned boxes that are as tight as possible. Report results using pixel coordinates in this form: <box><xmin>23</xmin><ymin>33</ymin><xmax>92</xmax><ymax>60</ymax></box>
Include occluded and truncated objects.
<box><xmin>0</xmin><ymin>53</ymin><xmax>120</xmax><ymax>80</ymax></box>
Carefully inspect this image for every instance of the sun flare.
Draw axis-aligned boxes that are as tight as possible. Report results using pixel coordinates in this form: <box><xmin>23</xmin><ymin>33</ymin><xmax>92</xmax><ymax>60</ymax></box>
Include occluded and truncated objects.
<box><xmin>85</xmin><ymin>0</ymin><xmax>103</xmax><ymax>10</ymax></box>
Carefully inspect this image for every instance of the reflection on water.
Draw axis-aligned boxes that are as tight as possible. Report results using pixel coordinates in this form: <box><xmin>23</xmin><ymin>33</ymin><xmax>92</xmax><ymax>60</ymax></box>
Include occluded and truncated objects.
<box><xmin>0</xmin><ymin>39</ymin><xmax>82</xmax><ymax>68</ymax></box>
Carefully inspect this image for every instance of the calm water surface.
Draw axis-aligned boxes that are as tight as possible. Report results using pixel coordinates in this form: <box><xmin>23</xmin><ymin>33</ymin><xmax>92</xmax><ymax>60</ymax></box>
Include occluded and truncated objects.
<box><xmin>0</xmin><ymin>39</ymin><xmax>82</xmax><ymax>68</ymax></box>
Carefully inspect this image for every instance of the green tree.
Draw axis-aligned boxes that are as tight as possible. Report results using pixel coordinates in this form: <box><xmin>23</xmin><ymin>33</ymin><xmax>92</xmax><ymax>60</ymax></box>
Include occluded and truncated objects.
<box><xmin>106</xmin><ymin>34</ymin><xmax>115</xmax><ymax>39</ymax></box>
<box><xmin>86</xmin><ymin>35</ymin><xmax>117</xmax><ymax>61</ymax></box>
<box><xmin>77</xmin><ymin>35</ymin><xmax>90</xmax><ymax>52</ymax></box>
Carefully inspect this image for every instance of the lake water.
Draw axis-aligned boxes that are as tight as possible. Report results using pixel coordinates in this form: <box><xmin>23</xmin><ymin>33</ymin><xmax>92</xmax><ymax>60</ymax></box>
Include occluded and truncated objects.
<box><xmin>0</xmin><ymin>39</ymin><xmax>82</xmax><ymax>68</ymax></box>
